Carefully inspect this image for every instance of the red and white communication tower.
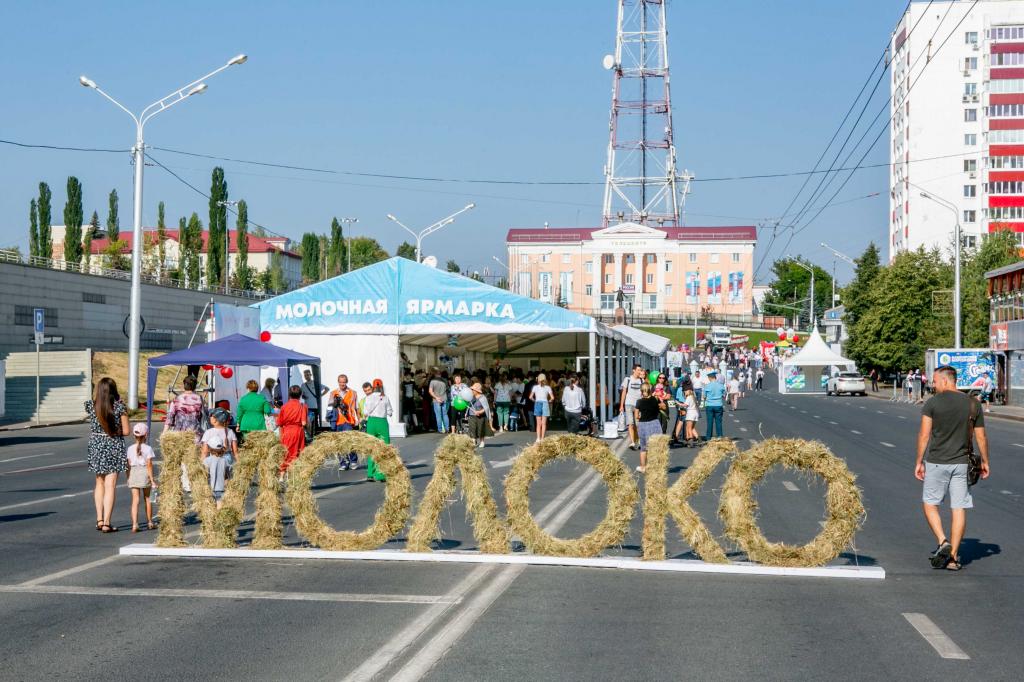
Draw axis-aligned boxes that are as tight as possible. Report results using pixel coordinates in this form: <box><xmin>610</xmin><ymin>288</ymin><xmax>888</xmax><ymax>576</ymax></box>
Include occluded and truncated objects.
<box><xmin>601</xmin><ymin>0</ymin><xmax>692</xmax><ymax>226</ymax></box>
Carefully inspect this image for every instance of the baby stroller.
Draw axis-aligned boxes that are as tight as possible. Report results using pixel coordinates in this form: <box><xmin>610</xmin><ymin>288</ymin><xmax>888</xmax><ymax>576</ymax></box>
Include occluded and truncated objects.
<box><xmin>578</xmin><ymin>407</ymin><xmax>595</xmax><ymax>437</ymax></box>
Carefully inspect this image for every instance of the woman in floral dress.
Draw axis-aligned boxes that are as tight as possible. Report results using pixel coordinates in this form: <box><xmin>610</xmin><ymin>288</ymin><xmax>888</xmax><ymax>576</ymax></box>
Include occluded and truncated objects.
<box><xmin>86</xmin><ymin>377</ymin><xmax>130</xmax><ymax>532</ymax></box>
<box><xmin>165</xmin><ymin>375</ymin><xmax>208</xmax><ymax>492</ymax></box>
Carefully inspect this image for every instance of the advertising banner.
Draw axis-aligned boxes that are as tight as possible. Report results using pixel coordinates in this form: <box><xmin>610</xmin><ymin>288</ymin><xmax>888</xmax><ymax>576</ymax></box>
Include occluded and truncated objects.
<box><xmin>707</xmin><ymin>271</ymin><xmax>722</xmax><ymax>304</ymax></box>
<box><xmin>728</xmin><ymin>271</ymin><xmax>744</xmax><ymax>303</ymax></box>
<box><xmin>932</xmin><ymin>349</ymin><xmax>995</xmax><ymax>390</ymax></box>
<box><xmin>685</xmin><ymin>271</ymin><xmax>700</xmax><ymax>303</ymax></box>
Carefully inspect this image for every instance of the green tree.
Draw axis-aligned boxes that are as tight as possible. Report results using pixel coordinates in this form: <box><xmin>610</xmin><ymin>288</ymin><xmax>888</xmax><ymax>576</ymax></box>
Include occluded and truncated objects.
<box><xmin>962</xmin><ymin>229</ymin><xmax>1019</xmax><ymax>347</ymax></box>
<box><xmin>318</xmin><ymin>234</ymin><xmax>329</xmax><ymax>280</ymax></box>
<box><xmin>445</xmin><ymin>259</ymin><xmax>461</xmax><ymax>273</ymax></box>
<box><xmin>326</xmin><ymin>217</ymin><xmax>346</xmax><ymax>275</ymax></box>
<box><xmin>840</xmin><ymin>242</ymin><xmax>881</xmax><ymax>330</ymax></box>
<box><xmin>185</xmin><ymin>212</ymin><xmax>203</xmax><ymax>286</ymax></box>
<box><xmin>300</xmin><ymin>232</ymin><xmax>321</xmax><ymax>282</ymax></box>
<box><xmin>37</xmin><ymin>182</ymin><xmax>52</xmax><ymax>259</ymax></box>
<box><xmin>396</xmin><ymin>241</ymin><xmax>417</xmax><ymax>260</ymax></box>
<box><xmin>28</xmin><ymin>199</ymin><xmax>38</xmax><ymax>258</ymax></box>
<box><xmin>267</xmin><ymin>249</ymin><xmax>286</xmax><ymax>292</ymax></box>
<box><xmin>83</xmin><ymin>210</ymin><xmax>99</xmax><ymax>269</ymax></box>
<box><xmin>156</xmin><ymin>201</ymin><xmax>167</xmax><ymax>281</ymax></box>
<box><xmin>761</xmin><ymin>256</ymin><xmax>833</xmax><ymax>328</ymax></box>
<box><xmin>349</xmin><ymin>237</ymin><xmax>389</xmax><ymax>270</ymax></box>
<box><xmin>207</xmin><ymin>167</ymin><xmax>228</xmax><ymax>286</ymax></box>
<box><xmin>232</xmin><ymin>199</ymin><xmax>252</xmax><ymax>290</ymax></box>
<box><xmin>176</xmin><ymin>216</ymin><xmax>187</xmax><ymax>280</ymax></box>
<box><xmin>846</xmin><ymin>248</ymin><xmax>953</xmax><ymax>372</ymax></box>
<box><xmin>106</xmin><ymin>189</ymin><xmax>119</xmax><ymax>241</ymax></box>
<box><xmin>62</xmin><ymin>176</ymin><xmax>84</xmax><ymax>266</ymax></box>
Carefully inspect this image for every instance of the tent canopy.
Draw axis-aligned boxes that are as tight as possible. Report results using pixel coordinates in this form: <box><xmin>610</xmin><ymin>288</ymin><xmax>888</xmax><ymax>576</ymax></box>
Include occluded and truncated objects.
<box><xmin>253</xmin><ymin>257</ymin><xmax>668</xmax><ymax>356</ymax></box>
<box><xmin>145</xmin><ymin>333</ymin><xmax>322</xmax><ymax>429</ymax></box>
<box><xmin>778</xmin><ymin>328</ymin><xmax>854</xmax><ymax>395</ymax></box>
<box><xmin>781</xmin><ymin>328</ymin><xmax>854</xmax><ymax>368</ymax></box>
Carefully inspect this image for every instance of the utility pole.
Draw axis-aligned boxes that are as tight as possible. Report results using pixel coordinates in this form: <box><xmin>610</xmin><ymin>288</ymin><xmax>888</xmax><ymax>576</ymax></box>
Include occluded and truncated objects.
<box><xmin>693</xmin><ymin>267</ymin><xmax>700</xmax><ymax>348</ymax></box>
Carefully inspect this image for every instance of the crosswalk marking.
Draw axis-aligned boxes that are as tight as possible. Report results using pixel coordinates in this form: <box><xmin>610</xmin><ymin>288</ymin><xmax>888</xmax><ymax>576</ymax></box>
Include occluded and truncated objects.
<box><xmin>902</xmin><ymin>613</ymin><xmax>970</xmax><ymax>660</ymax></box>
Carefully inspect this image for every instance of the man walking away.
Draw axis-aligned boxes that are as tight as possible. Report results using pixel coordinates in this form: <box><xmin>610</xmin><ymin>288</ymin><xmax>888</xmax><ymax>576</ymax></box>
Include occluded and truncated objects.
<box><xmin>870</xmin><ymin>368</ymin><xmax>879</xmax><ymax>393</ymax></box>
<box><xmin>915</xmin><ymin>365</ymin><xmax>990</xmax><ymax>571</ymax></box>
<box><xmin>702</xmin><ymin>369</ymin><xmax>725</xmax><ymax>440</ymax></box>
<box><xmin>428</xmin><ymin>368</ymin><xmax>449</xmax><ymax>434</ymax></box>
<box><xmin>755</xmin><ymin>367</ymin><xmax>764</xmax><ymax>391</ymax></box>
<box><xmin>561</xmin><ymin>374</ymin><xmax>586</xmax><ymax>434</ymax></box>
<box><xmin>619</xmin><ymin>364</ymin><xmax>645</xmax><ymax>450</ymax></box>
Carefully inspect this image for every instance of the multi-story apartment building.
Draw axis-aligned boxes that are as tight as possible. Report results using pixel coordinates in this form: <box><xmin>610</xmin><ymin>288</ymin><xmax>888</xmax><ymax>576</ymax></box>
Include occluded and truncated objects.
<box><xmin>890</xmin><ymin>0</ymin><xmax>1024</xmax><ymax>261</ymax></box>
<box><xmin>506</xmin><ymin>221</ymin><xmax>756</xmax><ymax>321</ymax></box>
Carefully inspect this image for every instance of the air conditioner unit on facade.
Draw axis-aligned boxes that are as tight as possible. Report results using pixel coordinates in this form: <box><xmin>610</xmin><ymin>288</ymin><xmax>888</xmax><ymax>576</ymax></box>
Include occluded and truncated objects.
<box><xmin>963</xmin><ymin>95</ymin><xmax>971</xmax><ymax>102</ymax></box>
<box><xmin>969</xmin><ymin>171</ymin><xmax>978</xmax><ymax>178</ymax></box>
<box><xmin>973</xmin><ymin>42</ymin><xmax>980</xmax><ymax>50</ymax></box>
<box><xmin>972</xmin><ymin>94</ymin><xmax>979</xmax><ymax>102</ymax></box>
<box><xmin>964</xmin><ymin>69</ymin><xmax>972</xmax><ymax>76</ymax></box>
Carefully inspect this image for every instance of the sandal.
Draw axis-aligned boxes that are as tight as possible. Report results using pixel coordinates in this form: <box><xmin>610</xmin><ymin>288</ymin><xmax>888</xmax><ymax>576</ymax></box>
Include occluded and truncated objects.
<box><xmin>131</xmin><ymin>526</ymin><xmax>139</xmax><ymax>533</ymax></box>
<box><xmin>100</xmin><ymin>525</ymin><xmax>118</xmax><ymax>533</ymax></box>
<box><xmin>946</xmin><ymin>558</ymin><xmax>963</xmax><ymax>571</ymax></box>
<box><xmin>929</xmin><ymin>540</ymin><xmax>952</xmax><ymax>569</ymax></box>
<box><xmin>96</xmin><ymin>520</ymin><xmax>103</xmax><ymax>531</ymax></box>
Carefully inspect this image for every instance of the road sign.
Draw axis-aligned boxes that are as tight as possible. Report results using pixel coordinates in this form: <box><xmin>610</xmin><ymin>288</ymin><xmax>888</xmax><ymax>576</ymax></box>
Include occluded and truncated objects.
<box><xmin>28</xmin><ymin>335</ymin><xmax>64</xmax><ymax>345</ymax></box>
<box><xmin>33</xmin><ymin>308</ymin><xmax>44</xmax><ymax>425</ymax></box>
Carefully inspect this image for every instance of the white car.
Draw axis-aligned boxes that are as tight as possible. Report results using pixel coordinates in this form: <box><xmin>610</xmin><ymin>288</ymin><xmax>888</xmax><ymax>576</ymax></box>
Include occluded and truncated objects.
<box><xmin>826</xmin><ymin>372</ymin><xmax>866</xmax><ymax>396</ymax></box>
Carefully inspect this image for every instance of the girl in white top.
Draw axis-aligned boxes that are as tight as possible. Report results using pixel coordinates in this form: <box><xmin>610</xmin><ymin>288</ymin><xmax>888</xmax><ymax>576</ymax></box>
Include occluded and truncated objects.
<box><xmin>126</xmin><ymin>423</ymin><xmax>157</xmax><ymax>532</ymax></box>
<box><xmin>728</xmin><ymin>377</ymin><xmax>741</xmax><ymax>411</ymax></box>
<box><xmin>683</xmin><ymin>389</ymin><xmax>699</xmax><ymax>443</ymax></box>
<box><xmin>529</xmin><ymin>373</ymin><xmax>555</xmax><ymax>442</ymax></box>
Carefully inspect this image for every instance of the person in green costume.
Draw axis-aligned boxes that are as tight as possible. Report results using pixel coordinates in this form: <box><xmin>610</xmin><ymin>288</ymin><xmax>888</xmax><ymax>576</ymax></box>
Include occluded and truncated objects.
<box><xmin>237</xmin><ymin>379</ymin><xmax>271</xmax><ymax>437</ymax></box>
<box><xmin>361</xmin><ymin>379</ymin><xmax>393</xmax><ymax>482</ymax></box>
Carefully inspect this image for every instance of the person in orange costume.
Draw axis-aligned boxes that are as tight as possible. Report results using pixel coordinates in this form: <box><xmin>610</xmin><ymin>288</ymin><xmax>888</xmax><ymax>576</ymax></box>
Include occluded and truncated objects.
<box><xmin>277</xmin><ymin>385</ymin><xmax>308</xmax><ymax>481</ymax></box>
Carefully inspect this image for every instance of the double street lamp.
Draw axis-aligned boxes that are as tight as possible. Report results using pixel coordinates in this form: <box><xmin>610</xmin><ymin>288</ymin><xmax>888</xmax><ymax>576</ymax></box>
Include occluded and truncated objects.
<box><xmin>917</xmin><ymin>189</ymin><xmax>962</xmax><ymax>349</ymax></box>
<box><xmin>386</xmin><ymin>204</ymin><xmax>476</xmax><ymax>263</ymax></box>
<box><xmin>81</xmin><ymin>54</ymin><xmax>248</xmax><ymax>409</ymax></box>
<box><xmin>788</xmin><ymin>256</ymin><xmax>816</xmax><ymax>330</ymax></box>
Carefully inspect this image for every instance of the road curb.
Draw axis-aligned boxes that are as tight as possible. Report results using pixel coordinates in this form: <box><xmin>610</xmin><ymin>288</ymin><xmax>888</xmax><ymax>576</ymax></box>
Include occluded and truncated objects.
<box><xmin>860</xmin><ymin>388</ymin><xmax>1024</xmax><ymax>423</ymax></box>
<box><xmin>0</xmin><ymin>418</ymin><xmax>85</xmax><ymax>432</ymax></box>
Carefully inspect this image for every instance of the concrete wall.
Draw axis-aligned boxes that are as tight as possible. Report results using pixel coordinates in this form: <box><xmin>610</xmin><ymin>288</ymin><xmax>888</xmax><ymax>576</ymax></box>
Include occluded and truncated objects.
<box><xmin>0</xmin><ymin>261</ymin><xmax>258</xmax><ymax>361</ymax></box>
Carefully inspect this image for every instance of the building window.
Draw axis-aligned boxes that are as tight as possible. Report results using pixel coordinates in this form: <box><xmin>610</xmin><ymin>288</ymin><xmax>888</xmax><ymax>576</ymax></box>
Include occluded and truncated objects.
<box><xmin>538</xmin><ymin>272</ymin><xmax>552</xmax><ymax>301</ymax></box>
<box><xmin>688</xmin><ymin>253</ymin><xmax>697</xmax><ymax>263</ymax></box>
<box><xmin>963</xmin><ymin>210</ymin><xmax>977</xmax><ymax>223</ymax></box>
<box><xmin>964</xmin><ymin>82</ymin><xmax>977</xmax><ymax>96</ymax></box>
<box><xmin>520</xmin><ymin>254</ymin><xmax>529</xmax><ymax>265</ymax></box>
<box><xmin>731</xmin><ymin>253</ymin><xmax>740</xmax><ymax>263</ymax></box>
<box><xmin>625</xmin><ymin>254</ymin><xmax>635</xmax><ymax>264</ymax></box>
<box><xmin>14</xmin><ymin>306</ymin><xmax>58</xmax><ymax>327</ymax></box>
<box><xmin>645</xmin><ymin>254</ymin><xmax>655</xmax><ymax>263</ymax></box>
<box><xmin>964</xmin><ymin>185</ymin><xmax>976</xmax><ymax>198</ymax></box>
<box><xmin>517</xmin><ymin>272</ymin><xmax>532</xmax><ymax>297</ymax></box>
<box><xmin>964</xmin><ymin>56</ymin><xmax>978</xmax><ymax>70</ymax></box>
<box><xmin>540</xmin><ymin>253</ymin><xmax>550</xmax><ymax>263</ymax></box>
<box><xmin>664</xmin><ymin>259</ymin><xmax>672</xmax><ymax>272</ymax></box>
<box><xmin>964</xmin><ymin>109</ymin><xmax>977</xmax><ymax>122</ymax></box>
<box><xmin>604</xmin><ymin>274</ymin><xmax>612</xmax><ymax>284</ymax></box>
<box><xmin>963</xmin><ymin>235</ymin><xmax>978</xmax><ymax>249</ymax></box>
<box><xmin>965</xmin><ymin>133</ymin><xmax>976</xmax><ymax>146</ymax></box>
<box><xmin>82</xmin><ymin>292</ymin><xmax>106</xmax><ymax>304</ymax></box>
<box><xmin>644</xmin><ymin>294</ymin><xmax>657</xmax><ymax>310</ymax></box>
<box><xmin>965</xmin><ymin>31</ymin><xmax>978</xmax><ymax>44</ymax></box>
<box><xmin>665</xmin><ymin>284</ymin><xmax>672</xmax><ymax>296</ymax></box>
<box><xmin>562</xmin><ymin>253</ymin><xmax>571</xmax><ymax>264</ymax></box>
<box><xmin>964</xmin><ymin>159</ymin><xmax>978</xmax><ymax>172</ymax></box>
<box><xmin>600</xmin><ymin>294</ymin><xmax>616</xmax><ymax>310</ymax></box>
<box><xmin>710</xmin><ymin>253</ymin><xmax>720</xmax><ymax>263</ymax></box>
<box><xmin>625</xmin><ymin>274</ymin><xmax>634</xmax><ymax>284</ymax></box>
<box><xmin>646</xmin><ymin>273</ymin><xmax>654</xmax><ymax>285</ymax></box>
<box><xmin>559</xmin><ymin>272</ymin><xmax>573</xmax><ymax>305</ymax></box>
<box><xmin>604</xmin><ymin>254</ymin><xmax>614</xmax><ymax>264</ymax></box>
<box><xmin>585</xmin><ymin>284</ymin><xmax>593</xmax><ymax>296</ymax></box>
<box><xmin>584</xmin><ymin>260</ymin><xmax>593</xmax><ymax>274</ymax></box>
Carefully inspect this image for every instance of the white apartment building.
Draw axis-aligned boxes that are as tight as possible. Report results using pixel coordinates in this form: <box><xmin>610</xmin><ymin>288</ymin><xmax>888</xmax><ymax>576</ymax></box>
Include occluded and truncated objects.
<box><xmin>891</xmin><ymin>0</ymin><xmax>1024</xmax><ymax>261</ymax></box>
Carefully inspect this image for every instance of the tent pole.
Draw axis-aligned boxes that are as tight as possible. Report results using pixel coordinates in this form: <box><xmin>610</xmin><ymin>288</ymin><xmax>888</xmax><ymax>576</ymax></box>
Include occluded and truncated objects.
<box><xmin>601</xmin><ymin>333</ymin><xmax>608</xmax><ymax>424</ymax></box>
<box><xmin>588</xmin><ymin>332</ymin><xmax>596</xmax><ymax>422</ymax></box>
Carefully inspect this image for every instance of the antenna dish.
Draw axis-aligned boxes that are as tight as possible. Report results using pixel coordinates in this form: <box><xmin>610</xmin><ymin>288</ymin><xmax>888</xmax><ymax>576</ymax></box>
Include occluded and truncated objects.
<box><xmin>422</xmin><ymin>255</ymin><xmax>438</xmax><ymax>268</ymax></box>
<box><xmin>602</xmin><ymin>54</ymin><xmax>616</xmax><ymax>70</ymax></box>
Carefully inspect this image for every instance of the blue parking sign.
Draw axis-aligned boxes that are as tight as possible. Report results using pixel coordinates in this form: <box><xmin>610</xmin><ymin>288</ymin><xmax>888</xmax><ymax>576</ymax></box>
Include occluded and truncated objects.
<box><xmin>33</xmin><ymin>308</ymin><xmax>44</xmax><ymax>333</ymax></box>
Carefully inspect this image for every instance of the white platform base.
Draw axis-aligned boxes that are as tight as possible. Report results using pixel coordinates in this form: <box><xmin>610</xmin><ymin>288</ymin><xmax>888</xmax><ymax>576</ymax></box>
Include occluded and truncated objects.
<box><xmin>119</xmin><ymin>544</ymin><xmax>885</xmax><ymax>580</ymax></box>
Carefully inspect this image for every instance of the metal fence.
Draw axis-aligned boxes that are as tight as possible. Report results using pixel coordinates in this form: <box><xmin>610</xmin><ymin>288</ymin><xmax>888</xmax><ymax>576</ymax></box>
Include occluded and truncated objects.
<box><xmin>0</xmin><ymin>250</ymin><xmax>271</xmax><ymax>300</ymax></box>
<box><xmin>588</xmin><ymin>310</ymin><xmax>772</xmax><ymax>329</ymax></box>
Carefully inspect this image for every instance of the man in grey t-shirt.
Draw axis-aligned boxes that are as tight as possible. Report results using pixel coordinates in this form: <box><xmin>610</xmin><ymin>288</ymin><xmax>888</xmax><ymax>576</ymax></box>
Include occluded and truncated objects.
<box><xmin>619</xmin><ymin>364</ymin><xmax>645</xmax><ymax>449</ymax></box>
<box><xmin>428</xmin><ymin>369</ymin><xmax>449</xmax><ymax>434</ymax></box>
<box><xmin>915</xmin><ymin>365</ymin><xmax>990</xmax><ymax>570</ymax></box>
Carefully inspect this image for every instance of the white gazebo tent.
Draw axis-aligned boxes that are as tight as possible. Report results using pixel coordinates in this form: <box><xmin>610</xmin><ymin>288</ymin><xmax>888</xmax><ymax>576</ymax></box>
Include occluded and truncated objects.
<box><xmin>248</xmin><ymin>258</ymin><xmax>669</xmax><ymax>435</ymax></box>
<box><xmin>778</xmin><ymin>327</ymin><xmax>856</xmax><ymax>394</ymax></box>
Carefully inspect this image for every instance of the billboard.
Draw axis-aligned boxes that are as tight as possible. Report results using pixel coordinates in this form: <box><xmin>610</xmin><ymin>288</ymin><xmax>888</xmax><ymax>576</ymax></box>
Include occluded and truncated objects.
<box><xmin>929</xmin><ymin>348</ymin><xmax>995</xmax><ymax>390</ymax></box>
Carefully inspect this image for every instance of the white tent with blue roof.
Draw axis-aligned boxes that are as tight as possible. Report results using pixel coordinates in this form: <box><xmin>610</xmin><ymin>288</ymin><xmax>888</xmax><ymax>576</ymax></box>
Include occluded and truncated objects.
<box><xmin>249</xmin><ymin>257</ymin><xmax>668</xmax><ymax>436</ymax></box>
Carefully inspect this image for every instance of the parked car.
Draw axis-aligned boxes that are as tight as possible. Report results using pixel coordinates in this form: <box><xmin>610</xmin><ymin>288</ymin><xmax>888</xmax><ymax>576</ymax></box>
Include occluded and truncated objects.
<box><xmin>826</xmin><ymin>372</ymin><xmax>866</xmax><ymax>396</ymax></box>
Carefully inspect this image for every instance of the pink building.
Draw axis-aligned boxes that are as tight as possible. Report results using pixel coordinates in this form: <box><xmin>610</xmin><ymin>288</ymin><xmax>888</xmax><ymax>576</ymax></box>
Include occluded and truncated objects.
<box><xmin>506</xmin><ymin>222</ymin><xmax>756</xmax><ymax>321</ymax></box>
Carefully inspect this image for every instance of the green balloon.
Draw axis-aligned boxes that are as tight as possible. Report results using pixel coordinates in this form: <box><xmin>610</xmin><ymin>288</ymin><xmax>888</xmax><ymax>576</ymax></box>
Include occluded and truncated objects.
<box><xmin>452</xmin><ymin>396</ymin><xmax>468</xmax><ymax>411</ymax></box>
<box><xmin>648</xmin><ymin>370</ymin><xmax>659</xmax><ymax>386</ymax></box>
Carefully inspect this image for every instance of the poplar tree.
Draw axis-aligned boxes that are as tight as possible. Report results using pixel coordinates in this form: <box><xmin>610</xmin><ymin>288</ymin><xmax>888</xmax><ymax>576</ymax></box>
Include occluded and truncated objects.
<box><xmin>38</xmin><ymin>182</ymin><xmax>52</xmax><ymax>259</ymax></box>
<box><xmin>28</xmin><ymin>199</ymin><xmax>38</xmax><ymax>258</ymax></box>
<box><xmin>300</xmin><ymin>232</ymin><xmax>320</xmax><ymax>283</ymax></box>
<box><xmin>107</xmin><ymin>189</ymin><xmax>119</xmax><ymax>242</ymax></box>
<box><xmin>208</xmin><ymin>167</ymin><xmax>228</xmax><ymax>286</ymax></box>
<box><xmin>234</xmin><ymin>199</ymin><xmax>251</xmax><ymax>290</ymax></box>
<box><xmin>63</xmin><ymin>176</ymin><xmax>84</xmax><ymax>266</ymax></box>
<box><xmin>327</xmin><ymin>217</ymin><xmax>344</xmax><ymax>276</ymax></box>
<box><xmin>176</xmin><ymin>216</ymin><xmax>187</xmax><ymax>279</ymax></box>
<box><xmin>186</xmin><ymin>212</ymin><xmax>203</xmax><ymax>286</ymax></box>
<box><xmin>157</xmin><ymin>201</ymin><xmax>167</xmax><ymax>280</ymax></box>
<box><xmin>83</xmin><ymin>211</ymin><xmax>99</xmax><ymax>269</ymax></box>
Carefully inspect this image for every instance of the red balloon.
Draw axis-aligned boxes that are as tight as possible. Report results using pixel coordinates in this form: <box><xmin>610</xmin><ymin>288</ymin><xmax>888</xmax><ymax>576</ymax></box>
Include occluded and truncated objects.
<box><xmin>202</xmin><ymin>364</ymin><xmax>214</xmax><ymax>371</ymax></box>
<box><xmin>219</xmin><ymin>366</ymin><xmax>234</xmax><ymax>379</ymax></box>
<box><xmin>793</xmin><ymin>335</ymin><xmax>800</xmax><ymax>343</ymax></box>
<box><xmin>259</xmin><ymin>331</ymin><xmax>271</xmax><ymax>342</ymax></box>
<box><xmin>777</xmin><ymin>331</ymin><xmax>786</xmax><ymax>339</ymax></box>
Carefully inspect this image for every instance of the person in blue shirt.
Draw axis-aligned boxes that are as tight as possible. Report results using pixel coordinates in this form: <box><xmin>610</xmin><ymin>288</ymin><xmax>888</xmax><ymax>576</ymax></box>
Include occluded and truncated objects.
<box><xmin>702</xmin><ymin>369</ymin><xmax>726</xmax><ymax>440</ymax></box>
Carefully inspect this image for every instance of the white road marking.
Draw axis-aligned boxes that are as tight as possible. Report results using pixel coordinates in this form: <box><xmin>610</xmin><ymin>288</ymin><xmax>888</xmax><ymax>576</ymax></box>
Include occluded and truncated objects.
<box><xmin>0</xmin><ymin>460</ymin><xmax>86</xmax><ymax>476</ymax></box>
<box><xmin>859</xmin><ymin>406</ymin><xmax>866</xmax><ymax>410</ymax></box>
<box><xmin>0</xmin><ymin>452</ymin><xmax>56</xmax><ymax>464</ymax></box>
<box><xmin>876</xmin><ymin>410</ymin><xmax>884</xmax><ymax>414</ymax></box>
<box><xmin>789</xmin><ymin>406</ymin><xmax>796</xmax><ymax>410</ymax></box>
<box><xmin>800</xmin><ymin>410</ymin><xmax>807</xmax><ymax>414</ymax></box>
<box><xmin>0</xmin><ymin>484</ymin><xmax>129</xmax><ymax>514</ymax></box>
<box><xmin>880</xmin><ymin>442</ymin><xmax>895</xmax><ymax>448</ymax></box>
<box><xmin>739</xmin><ymin>427</ymin><xmax>748</xmax><ymax>432</ymax></box>
<box><xmin>851</xmin><ymin>430</ymin><xmax>862</xmax><ymax>435</ymax></box>
<box><xmin>0</xmin><ymin>584</ymin><xmax>454</xmax><ymax>604</ymax></box>
<box><xmin>346</xmin><ymin>441</ymin><xmax>624</xmax><ymax>682</ymax></box>
<box><xmin>902</xmin><ymin>613</ymin><xmax>970</xmax><ymax>660</ymax></box>
<box><xmin>406</xmin><ymin>459</ymin><xmax>427</xmax><ymax>467</ymax></box>
<box><xmin>829</xmin><ymin>421</ymin><xmax>838</xmax><ymax>425</ymax></box>
<box><xmin>1001</xmin><ymin>490</ymin><xmax>1014</xmax><ymax>495</ymax></box>
<box><xmin>19</xmin><ymin>555</ymin><xmax>124</xmax><ymax>587</ymax></box>
<box><xmin>813</xmin><ymin>415</ymin><xmax>820</xmax><ymax>419</ymax></box>
<box><xmin>489</xmin><ymin>457</ymin><xmax>516</xmax><ymax>469</ymax></box>
<box><xmin>1012</xmin><ymin>443</ymin><xmax>1024</xmax><ymax>448</ymax></box>
<box><xmin>898</xmin><ymin>416</ymin><xmax>906</xmax><ymax>420</ymax></box>
<box><xmin>782</xmin><ymin>481</ymin><xmax>799</xmax><ymax>491</ymax></box>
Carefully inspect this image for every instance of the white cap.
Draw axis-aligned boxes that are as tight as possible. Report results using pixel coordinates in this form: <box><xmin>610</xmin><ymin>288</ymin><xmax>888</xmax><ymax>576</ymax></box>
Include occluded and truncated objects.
<box><xmin>132</xmin><ymin>423</ymin><xmax>149</xmax><ymax>437</ymax></box>
<box><xmin>207</xmin><ymin>434</ymin><xmax>225</xmax><ymax>450</ymax></box>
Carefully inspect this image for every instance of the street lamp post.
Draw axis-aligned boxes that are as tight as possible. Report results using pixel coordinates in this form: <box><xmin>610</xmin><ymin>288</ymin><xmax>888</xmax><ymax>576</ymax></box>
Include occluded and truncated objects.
<box><xmin>820</xmin><ymin>242</ymin><xmax>855</xmax><ymax>309</ymax></box>
<box><xmin>789</xmin><ymin>257</ymin><xmax>815</xmax><ymax>330</ymax></box>
<box><xmin>387</xmin><ymin>204</ymin><xmax>476</xmax><ymax>263</ymax></box>
<box><xmin>491</xmin><ymin>255</ymin><xmax>510</xmax><ymax>291</ymax></box>
<box><xmin>80</xmin><ymin>54</ymin><xmax>247</xmax><ymax>408</ymax></box>
<box><xmin>693</xmin><ymin>266</ymin><xmax>700</xmax><ymax>348</ymax></box>
<box><xmin>918</xmin><ymin>191</ymin><xmax>963</xmax><ymax>349</ymax></box>
<box><xmin>341</xmin><ymin>217</ymin><xmax>358</xmax><ymax>272</ymax></box>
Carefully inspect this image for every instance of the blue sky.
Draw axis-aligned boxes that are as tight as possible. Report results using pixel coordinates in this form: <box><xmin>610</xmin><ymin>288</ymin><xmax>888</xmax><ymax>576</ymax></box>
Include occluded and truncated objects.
<box><xmin>0</xmin><ymin>0</ymin><xmax>902</xmax><ymax>283</ymax></box>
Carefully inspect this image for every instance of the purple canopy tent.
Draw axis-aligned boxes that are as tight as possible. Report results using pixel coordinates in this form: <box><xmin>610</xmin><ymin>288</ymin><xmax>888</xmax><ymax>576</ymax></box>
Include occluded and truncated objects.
<box><xmin>145</xmin><ymin>333</ymin><xmax>321</xmax><ymax>431</ymax></box>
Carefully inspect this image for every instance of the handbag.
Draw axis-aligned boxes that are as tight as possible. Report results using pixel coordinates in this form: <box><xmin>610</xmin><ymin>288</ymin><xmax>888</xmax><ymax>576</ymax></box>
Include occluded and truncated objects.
<box><xmin>967</xmin><ymin>400</ymin><xmax>982</xmax><ymax>487</ymax></box>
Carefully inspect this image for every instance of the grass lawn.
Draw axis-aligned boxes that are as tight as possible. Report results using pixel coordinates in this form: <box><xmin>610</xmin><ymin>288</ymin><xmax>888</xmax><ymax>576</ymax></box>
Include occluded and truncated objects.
<box><xmin>638</xmin><ymin>326</ymin><xmax>782</xmax><ymax>348</ymax></box>
<box><xmin>92</xmin><ymin>351</ymin><xmax>199</xmax><ymax>417</ymax></box>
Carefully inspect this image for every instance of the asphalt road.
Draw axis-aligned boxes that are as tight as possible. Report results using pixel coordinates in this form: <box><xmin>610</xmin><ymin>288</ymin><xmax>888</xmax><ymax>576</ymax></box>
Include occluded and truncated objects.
<box><xmin>0</xmin><ymin>375</ymin><xmax>1021</xmax><ymax>681</ymax></box>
